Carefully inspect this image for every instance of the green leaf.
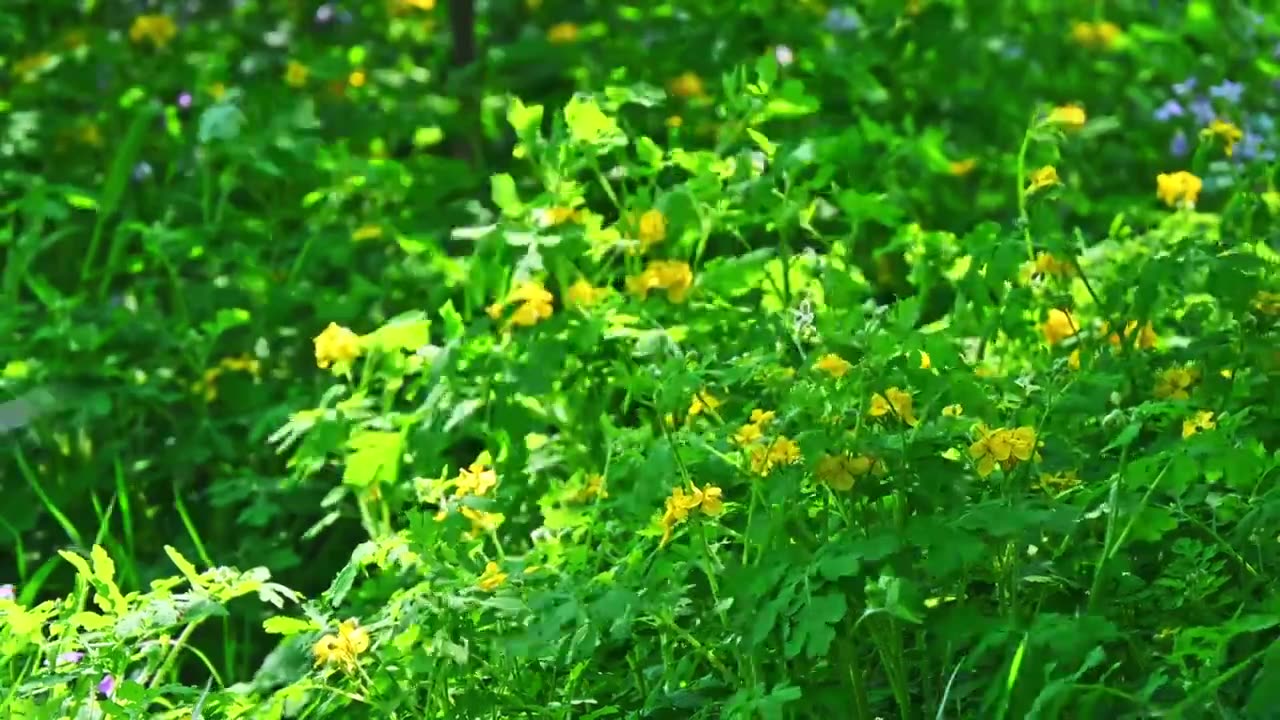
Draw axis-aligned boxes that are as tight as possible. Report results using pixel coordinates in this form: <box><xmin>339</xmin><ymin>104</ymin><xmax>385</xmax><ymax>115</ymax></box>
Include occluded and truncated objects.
<box><xmin>564</xmin><ymin>95</ymin><xmax>626</xmax><ymax>151</ymax></box>
<box><xmin>262</xmin><ymin>616</ymin><xmax>319</xmax><ymax>636</ymax></box>
<box><xmin>343</xmin><ymin>430</ymin><xmax>402</xmax><ymax>488</ymax></box>
<box><xmin>68</xmin><ymin>611</ymin><xmax>114</xmax><ymax>631</ymax></box>
<box><xmin>507</xmin><ymin>96</ymin><xmax>545</xmax><ymax>138</ymax></box>
<box><xmin>364</xmin><ymin>312</ymin><xmax>431</xmax><ymax>354</ymax></box>
<box><xmin>491</xmin><ymin>173</ymin><xmax>523</xmax><ymax>218</ymax></box>
<box><xmin>165</xmin><ymin>545</ymin><xmax>207</xmax><ymax>590</ymax></box>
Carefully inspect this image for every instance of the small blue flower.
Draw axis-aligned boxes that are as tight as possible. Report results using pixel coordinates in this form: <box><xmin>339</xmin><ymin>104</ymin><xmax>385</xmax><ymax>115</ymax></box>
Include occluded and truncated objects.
<box><xmin>1170</xmin><ymin>129</ymin><xmax>1189</xmax><ymax>157</ymax></box>
<box><xmin>1209</xmin><ymin>79</ymin><xmax>1244</xmax><ymax>104</ymax></box>
<box><xmin>1235</xmin><ymin>132</ymin><xmax>1273</xmax><ymax>162</ymax></box>
<box><xmin>1154</xmin><ymin>99</ymin><xmax>1184</xmax><ymax>121</ymax></box>
<box><xmin>824</xmin><ymin>7</ymin><xmax>861</xmax><ymax>32</ymax></box>
<box><xmin>1189</xmin><ymin>98</ymin><xmax>1216</xmax><ymax>125</ymax></box>
<box><xmin>1172</xmin><ymin>77</ymin><xmax>1197</xmax><ymax>96</ymax></box>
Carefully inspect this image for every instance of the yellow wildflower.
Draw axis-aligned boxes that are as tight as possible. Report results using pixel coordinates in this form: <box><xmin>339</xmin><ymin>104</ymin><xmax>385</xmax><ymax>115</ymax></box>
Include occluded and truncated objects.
<box><xmin>348</xmin><ymin>69</ymin><xmax>367</xmax><ymax>88</ymax></box>
<box><xmin>969</xmin><ymin>424</ymin><xmax>1038</xmax><ymax>477</ymax></box>
<box><xmin>352</xmin><ymin>224</ymin><xmax>383</xmax><ymax>241</ymax></box>
<box><xmin>1027</xmin><ymin>166</ymin><xmax>1060</xmax><ymax>193</ymax></box>
<box><xmin>547</xmin><ymin>22</ymin><xmax>579</xmax><ymax>44</ymax></box>
<box><xmin>669</xmin><ymin>71</ymin><xmax>706</xmax><ymax>99</ymax></box>
<box><xmin>460</xmin><ymin>506</ymin><xmax>503</xmax><ymax>537</ymax></box>
<box><xmin>700</xmin><ymin>484</ymin><xmax>725</xmax><ymax>515</ymax></box>
<box><xmin>666</xmin><ymin>115</ymin><xmax>684</xmax><ymax>128</ymax></box>
<box><xmin>748</xmin><ymin>436</ymin><xmax>801</xmax><ymax>476</ymax></box>
<box><xmin>868</xmin><ymin>387</ymin><xmax>918</xmax><ymax>427</ymax></box>
<box><xmin>129</xmin><ymin>15</ymin><xmax>177</xmax><ymax>49</ymax></box>
<box><xmin>1038</xmin><ymin>470</ymin><xmax>1080</xmax><ymax>492</ymax></box>
<box><xmin>544</xmin><ymin>206</ymin><xmax>581</xmax><ymax>226</ymax></box>
<box><xmin>1155</xmin><ymin>365</ymin><xmax>1198</xmax><ymax>400</ymax></box>
<box><xmin>749</xmin><ymin>409</ymin><xmax>775</xmax><ymax>426</ymax></box>
<box><xmin>1069</xmin><ymin>348</ymin><xmax>1081</xmax><ymax>371</ymax></box>
<box><xmin>1071</xmin><ymin>20</ymin><xmax>1122</xmax><ymax>50</ymax></box>
<box><xmin>626</xmin><ymin>260</ymin><xmax>694</xmax><ymax>303</ymax></box>
<box><xmin>815</xmin><ymin>453</ymin><xmax>874</xmax><ymax>491</ymax></box>
<box><xmin>454</xmin><ymin>459</ymin><xmax>497</xmax><ymax>498</ymax></box>
<box><xmin>634</xmin><ymin>209</ymin><xmax>668</xmax><ymax>252</ymax></box>
<box><xmin>477</xmin><ymin>561</ymin><xmax>508</xmax><ymax>591</ymax></box>
<box><xmin>1253</xmin><ymin>291</ymin><xmax>1280</xmax><ymax>315</ymax></box>
<box><xmin>942</xmin><ymin>404</ymin><xmax>963</xmax><ymax>417</ymax></box>
<box><xmin>814</xmin><ymin>353</ymin><xmax>852</xmax><ymax>378</ymax></box>
<box><xmin>1204</xmin><ymin>119</ymin><xmax>1243</xmax><ymax>157</ymax></box>
<box><xmin>1182</xmin><ymin>410</ymin><xmax>1216</xmax><ymax>439</ymax></box>
<box><xmin>949</xmin><ymin>158</ymin><xmax>977</xmax><ymax>176</ymax></box>
<box><xmin>575</xmin><ymin>473</ymin><xmax>607</xmax><ymax>502</ymax></box>
<box><xmin>1027</xmin><ymin>252</ymin><xmax>1076</xmax><ymax>279</ymax></box>
<box><xmin>565</xmin><ymin>278</ymin><xmax>608</xmax><ymax>308</ymax></box>
<box><xmin>1047</xmin><ymin>104</ymin><xmax>1087</xmax><ymax>130</ymax></box>
<box><xmin>1156</xmin><ymin>171</ymin><xmax>1202</xmax><ymax>208</ymax></box>
<box><xmin>285</xmin><ymin>60</ymin><xmax>309</xmax><ymax>88</ymax></box>
<box><xmin>313</xmin><ymin>322</ymin><xmax>362</xmax><ymax>369</ymax></box>
<box><xmin>659</xmin><ymin>482</ymin><xmax>722</xmax><ymax>546</ymax></box>
<box><xmin>689</xmin><ymin>390</ymin><xmax>721</xmax><ymax>418</ymax></box>
<box><xmin>733</xmin><ymin>422</ymin><xmax>764</xmax><ymax>446</ymax></box>
<box><xmin>919</xmin><ymin>351</ymin><xmax>932</xmax><ymax>370</ymax></box>
<box><xmin>1042</xmin><ymin>308</ymin><xmax>1078</xmax><ymax>346</ymax></box>
<box><xmin>1102</xmin><ymin>320</ymin><xmax>1157</xmax><ymax>350</ymax></box>
<box><xmin>488</xmin><ymin>280</ymin><xmax>555</xmax><ymax>328</ymax></box>
<box><xmin>313</xmin><ymin>618</ymin><xmax>371</xmax><ymax>670</ymax></box>
<box><xmin>208</xmin><ymin>82</ymin><xmax>227</xmax><ymax>101</ymax></box>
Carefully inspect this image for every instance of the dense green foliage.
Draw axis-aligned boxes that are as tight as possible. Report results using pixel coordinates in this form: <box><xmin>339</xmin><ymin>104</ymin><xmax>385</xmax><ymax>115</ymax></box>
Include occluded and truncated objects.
<box><xmin>3</xmin><ymin>0</ymin><xmax>1280</xmax><ymax>718</ymax></box>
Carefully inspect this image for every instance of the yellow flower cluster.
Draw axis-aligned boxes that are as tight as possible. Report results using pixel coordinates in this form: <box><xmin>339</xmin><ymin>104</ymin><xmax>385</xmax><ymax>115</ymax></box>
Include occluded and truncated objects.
<box><xmin>195</xmin><ymin>354</ymin><xmax>262</xmax><ymax>402</ymax></box>
<box><xmin>1182</xmin><ymin>410</ymin><xmax>1216</xmax><ymax>439</ymax></box>
<box><xmin>565</xmin><ymin>278</ymin><xmax>609</xmax><ymax>308</ymax></box>
<box><xmin>868</xmin><ymin>387</ymin><xmax>918</xmax><ymax>427</ymax></box>
<box><xmin>547</xmin><ymin>22</ymin><xmax>579</xmax><ymax>44</ymax></box>
<box><xmin>477</xmin><ymin>561</ymin><xmax>507</xmax><ymax>591</ymax></box>
<box><xmin>129</xmin><ymin>15</ymin><xmax>177</xmax><ymax>49</ymax></box>
<box><xmin>313</xmin><ymin>322</ymin><xmax>362</xmax><ymax>369</ymax></box>
<box><xmin>1102</xmin><ymin>320</ymin><xmax>1157</xmax><ymax>350</ymax></box>
<box><xmin>488</xmin><ymin>280</ymin><xmax>555</xmax><ymax>328</ymax></box>
<box><xmin>313</xmin><ymin>619</ymin><xmax>370</xmax><ymax>671</ymax></box>
<box><xmin>1156</xmin><ymin>171</ymin><xmax>1202</xmax><ymax>208</ymax></box>
<box><xmin>669</xmin><ymin>71</ymin><xmax>706</xmax><ymax>99</ymax></box>
<box><xmin>627</xmin><ymin>209</ymin><xmax>668</xmax><ymax>253</ymax></box>
<box><xmin>969</xmin><ymin>424</ymin><xmax>1038</xmax><ymax>477</ymax></box>
<box><xmin>1042</xmin><ymin>308</ymin><xmax>1078</xmax><ymax>346</ymax></box>
<box><xmin>1027</xmin><ymin>166</ymin><xmax>1060</xmax><ymax>193</ymax></box>
<box><xmin>627</xmin><ymin>260</ymin><xmax>694</xmax><ymax>303</ymax></box>
<box><xmin>814</xmin><ymin>452</ymin><xmax>884</xmax><ymax>491</ymax></box>
<box><xmin>659</xmin><ymin>481</ymin><xmax>724</xmax><ymax>546</ymax></box>
<box><xmin>1155</xmin><ymin>365</ymin><xmax>1199</xmax><ymax>400</ymax></box>
<box><xmin>1204</xmin><ymin>119</ymin><xmax>1243</xmax><ymax>157</ymax></box>
<box><xmin>1070</xmin><ymin>20</ymin><xmax>1122</xmax><ymax>50</ymax></box>
<box><xmin>731</xmin><ymin>409</ymin><xmax>800</xmax><ymax>476</ymax></box>
<box><xmin>689</xmin><ymin>389</ymin><xmax>722</xmax><ymax>418</ymax></box>
<box><xmin>574</xmin><ymin>473</ymin><xmax>607</xmax><ymax>502</ymax></box>
<box><xmin>285</xmin><ymin>60</ymin><xmax>309</xmax><ymax>87</ymax></box>
<box><xmin>814</xmin><ymin>353</ymin><xmax>852</xmax><ymax>378</ymax></box>
<box><xmin>1047</xmin><ymin>104</ymin><xmax>1087</xmax><ymax>130</ymax></box>
<box><xmin>1038</xmin><ymin>470</ymin><xmax>1080</xmax><ymax>493</ymax></box>
<box><xmin>1025</xmin><ymin>252</ymin><xmax>1076</xmax><ymax>280</ymax></box>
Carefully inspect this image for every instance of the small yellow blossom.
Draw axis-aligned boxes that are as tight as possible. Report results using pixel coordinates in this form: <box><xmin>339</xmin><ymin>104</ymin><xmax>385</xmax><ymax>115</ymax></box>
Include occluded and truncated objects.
<box><xmin>1026</xmin><ymin>252</ymin><xmax>1076</xmax><ymax>279</ymax></box>
<box><xmin>1253</xmin><ymin>291</ymin><xmax>1280</xmax><ymax>315</ymax></box>
<box><xmin>666</xmin><ymin>115</ymin><xmax>684</xmax><ymax>128</ymax></box>
<box><xmin>969</xmin><ymin>424</ymin><xmax>1038</xmax><ymax>477</ymax></box>
<box><xmin>669</xmin><ymin>71</ymin><xmax>706</xmax><ymax>99</ymax></box>
<box><xmin>942</xmin><ymin>404</ymin><xmax>963</xmax><ymax>417</ymax></box>
<box><xmin>352</xmin><ymin>224</ymin><xmax>383</xmax><ymax>241</ymax></box>
<box><xmin>313</xmin><ymin>322</ymin><xmax>362</xmax><ymax>369</ymax></box>
<box><xmin>815</xmin><ymin>453</ymin><xmax>875</xmax><ymax>491</ymax></box>
<box><xmin>488</xmin><ymin>280</ymin><xmax>555</xmax><ymax>328</ymax></box>
<box><xmin>129</xmin><ymin>15</ymin><xmax>178</xmax><ymax>49</ymax></box>
<box><xmin>868</xmin><ymin>387</ymin><xmax>918</xmax><ymax>427</ymax></box>
<box><xmin>919</xmin><ymin>351</ymin><xmax>932</xmax><ymax>370</ymax></box>
<box><xmin>814</xmin><ymin>353</ymin><xmax>852</xmax><ymax>378</ymax></box>
<box><xmin>659</xmin><ymin>482</ymin><xmax>723</xmax><ymax>546</ymax></box>
<box><xmin>1042</xmin><ymin>308</ymin><xmax>1078</xmax><ymax>346</ymax></box>
<box><xmin>733</xmin><ymin>422</ymin><xmax>764</xmax><ymax>446</ymax></box>
<box><xmin>1047</xmin><ymin>104</ymin><xmax>1087</xmax><ymax>130</ymax></box>
<box><xmin>313</xmin><ymin>618</ymin><xmax>371</xmax><ymax>670</ymax></box>
<box><xmin>1102</xmin><ymin>320</ymin><xmax>1157</xmax><ymax>350</ymax></box>
<box><xmin>1182</xmin><ymin>410</ymin><xmax>1216</xmax><ymax>439</ymax></box>
<box><xmin>544</xmin><ymin>206</ymin><xmax>581</xmax><ymax>226</ymax></box>
<box><xmin>348</xmin><ymin>69</ymin><xmax>367</xmax><ymax>88</ymax></box>
<box><xmin>1156</xmin><ymin>171</ymin><xmax>1203</xmax><ymax>208</ymax></box>
<box><xmin>1071</xmin><ymin>20</ymin><xmax>1122</xmax><ymax>50</ymax></box>
<box><xmin>575</xmin><ymin>473</ymin><xmax>607</xmax><ymax>502</ymax></box>
<box><xmin>1155</xmin><ymin>365</ymin><xmax>1199</xmax><ymax>400</ymax></box>
<box><xmin>748</xmin><ymin>436</ymin><xmax>802</xmax><ymax>476</ymax></box>
<box><xmin>949</xmin><ymin>158</ymin><xmax>977</xmax><ymax>176</ymax></box>
<box><xmin>547</xmin><ymin>22</ymin><xmax>579</xmax><ymax>44</ymax></box>
<box><xmin>700</xmin><ymin>484</ymin><xmax>725</xmax><ymax>515</ymax></box>
<box><xmin>76</xmin><ymin>123</ymin><xmax>104</xmax><ymax>148</ymax></box>
<box><xmin>460</xmin><ymin>506</ymin><xmax>504</xmax><ymax>537</ymax></box>
<box><xmin>1038</xmin><ymin>470</ymin><xmax>1080</xmax><ymax>492</ymax></box>
<box><xmin>285</xmin><ymin>60</ymin><xmax>310</xmax><ymax>88</ymax></box>
<box><xmin>626</xmin><ymin>260</ymin><xmax>694</xmax><ymax>303</ymax></box>
<box><xmin>477</xmin><ymin>561</ymin><xmax>508</xmax><ymax>591</ymax></box>
<box><xmin>749</xmin><ymin>409</ymin><xmax>775</xmax><ymax>426</ymax></box>
<box><xmin>454</xmin><ymin>459</ymin><xmax>498</xmax><ymax>498</ymax></box>
<box><xmin>1027</xmin><ymin>166</ymin><xmax>1060</xmax><ymax>193</ymax></box>
<box><xmin>565</xmin><ymin>278</ymin><xmax>608</xmax><ymax>308</ymax></box>
<box><xmin>1204</xmin><ymin>119</ymin><xmax>1243</xmax><ymax>157</ymax></box>
<box><xmin>1069</xmin><ymin>348</ymin><xmax>1081</xmax><ymax>371</ymax></box>
<box><xmin>689</xmin><ymin>390</ymin><xmax>721</xmax><ymax>418</ymax></box>
<box><xmin>208</xmin><ymin>82</ymin><xmax>228</xmax><ymax>101</ymax></box>
<box><xmin>634</xmin><ymin>209</ymin><xmax>668</xmax><ymax>252</ymax></box>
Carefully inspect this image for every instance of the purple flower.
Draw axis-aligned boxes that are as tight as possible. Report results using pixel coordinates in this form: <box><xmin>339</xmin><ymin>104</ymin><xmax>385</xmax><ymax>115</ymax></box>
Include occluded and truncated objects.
<box><xmin>1170</xmin><ymin>129</ymin><xmax>1189</xmax><ymax>157</ymax></box>
<box><xmin>1172</xmin><ymin>77</ymin><xmax>1197</xmax><ymax>96</ymax></box>
<box><xmin>824</xmin><ymin>7</ymin><xmax>861</xmax><ymax>32</ymax></box>
<box><xmin>177</xmin><ymin>92</ymin><xmax>193</xmax><ymax>110</ymax></box>
<box><xmin>1236</xmin><ymin>132</ymin><xmax>1272</xmax><ymax>162</ymax></box>
<box><xmin>1209</xmin><ymin>80</ymin><xmax>1244</xmax><ymax>104</ymax></box>
<box><xmin>97</xmin><ymin>674</ymin><xmax>115</xmax><ymax>698</ymax></box>
<box><xmin>57</xmin><ymin>651</ymin><xmax>85</xmax><ymax>664</ymax></box>
<box><xmin>1189</xmin><ymin>98</ymin><xmax>1216</xmax><ymax>125</ymax></box>
<box><xmin>0</xmin><ymin>584</ymin><xmax>13</xmax><ymax>601</ymax></box>
<box><xmin>775</xmin><ymin>45</ymin><xmax>794</xmax><ymax>66</ymax></box>
<box><xmin>1154</xmin><ymin>99</ymin><xmax>1184</xmax><ymax>121</ymax></box>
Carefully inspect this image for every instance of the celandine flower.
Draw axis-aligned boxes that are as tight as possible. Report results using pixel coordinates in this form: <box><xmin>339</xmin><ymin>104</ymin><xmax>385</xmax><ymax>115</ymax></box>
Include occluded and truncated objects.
<box><xmin>1156</xmin><ymin>171</ymin><xmax>1202</xmax><ymax>208</ymax></box>
<box><xmin>313</xmin><ymin>322</ymin><xmax>362</xmax><ymax>368</ymax></box>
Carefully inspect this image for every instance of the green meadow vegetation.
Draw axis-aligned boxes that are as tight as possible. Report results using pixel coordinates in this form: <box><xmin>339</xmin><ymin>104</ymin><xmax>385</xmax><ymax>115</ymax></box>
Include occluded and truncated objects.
<box><xmin>2</xmin><ymin>0</ymin><xmax>1279</xmax><ymax>717</ymax></box>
